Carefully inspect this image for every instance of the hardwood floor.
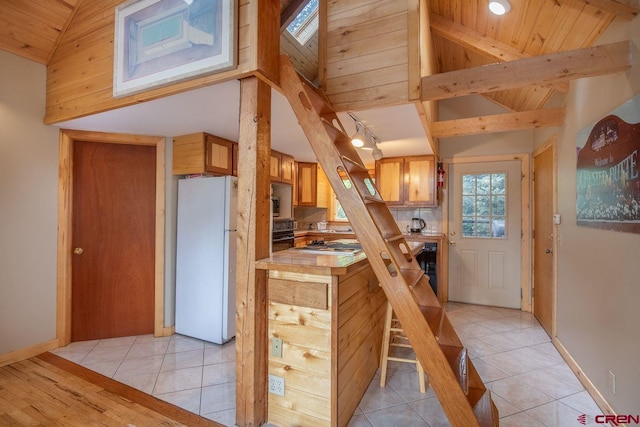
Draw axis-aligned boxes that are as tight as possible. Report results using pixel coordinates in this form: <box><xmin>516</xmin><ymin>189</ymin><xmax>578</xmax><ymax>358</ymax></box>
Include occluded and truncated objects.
<box><xmin>0</xmin><ymin>352</ymin><xmax>222</xmax><ymax>426</ymax></box>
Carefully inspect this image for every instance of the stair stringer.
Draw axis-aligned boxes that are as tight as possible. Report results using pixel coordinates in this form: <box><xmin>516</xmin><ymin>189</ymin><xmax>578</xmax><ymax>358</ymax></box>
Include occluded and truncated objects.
<box><xmin>279</xmin><ymin>56</ymin><xmax>497</xmax><ymax>427</ymax></box>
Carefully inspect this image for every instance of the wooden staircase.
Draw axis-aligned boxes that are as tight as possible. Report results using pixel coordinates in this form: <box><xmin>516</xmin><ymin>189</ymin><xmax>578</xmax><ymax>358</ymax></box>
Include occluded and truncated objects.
<box><xmin>279</xmin><ymin>56</ymin><xmax>499</xmax><ymax>427</ymax></box>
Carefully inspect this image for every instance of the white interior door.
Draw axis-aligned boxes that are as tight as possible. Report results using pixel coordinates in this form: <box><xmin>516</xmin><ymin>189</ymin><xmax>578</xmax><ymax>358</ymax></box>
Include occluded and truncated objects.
<box><xmin>448</xmin><ymin>160</ymin><xmax>522</xmax><ymax>308</ymax></box>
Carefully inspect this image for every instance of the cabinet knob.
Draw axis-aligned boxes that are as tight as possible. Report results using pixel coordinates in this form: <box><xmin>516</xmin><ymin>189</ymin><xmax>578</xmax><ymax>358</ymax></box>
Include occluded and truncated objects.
<box><xmin>73</xmin><ymin>247</ymin><xmax>84</xmax><ymax>255</ymax></box>
<box><xmin>449</xmin><ymin>240</ymin><xmax>456</xmax><ymax>247</ymax></box>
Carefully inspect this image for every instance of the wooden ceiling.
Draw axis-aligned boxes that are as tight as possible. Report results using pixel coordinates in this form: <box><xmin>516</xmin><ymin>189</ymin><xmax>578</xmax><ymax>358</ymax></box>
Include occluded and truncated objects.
<box><xmin>1</xmin><ymin>0</ymin><xmax>637</xmax><ymax>113</ymax></box>
<box><xmin>0</xmin><ymin>0</ymin><xmax>80</xmax><ymax>64</ymax></box>
<box><xmin>429</xmin><ymin>0</ymin><xmax>638</xmax><ymax>112</ymax></box>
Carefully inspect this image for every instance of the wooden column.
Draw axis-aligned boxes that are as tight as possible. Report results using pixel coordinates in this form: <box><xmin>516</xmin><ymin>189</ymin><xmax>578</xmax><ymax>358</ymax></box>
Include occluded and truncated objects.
<box><xmin>235</xmin><ymin>76</ymin><xmax>272</xmax><ymax>427</ymax></box>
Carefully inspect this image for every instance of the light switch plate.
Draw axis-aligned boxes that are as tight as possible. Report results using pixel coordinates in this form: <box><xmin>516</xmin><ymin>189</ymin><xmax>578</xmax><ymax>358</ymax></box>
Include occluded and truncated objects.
<box><xmin>272</xmin><ymin>337</ymin><xmax>283</xmax><ymax>358</ymax></box>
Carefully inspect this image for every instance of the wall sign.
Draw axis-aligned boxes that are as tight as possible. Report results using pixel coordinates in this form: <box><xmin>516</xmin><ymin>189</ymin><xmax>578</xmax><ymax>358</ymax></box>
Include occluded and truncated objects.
<box><xmin>113</xmin><ymin>0</ymin><xmax>236</xmax><ymax>98</ymax></box>
<box><xmin>576</xmin><ymin>94</ymin><xmax>640</xmax><ymax>234</ymax></box>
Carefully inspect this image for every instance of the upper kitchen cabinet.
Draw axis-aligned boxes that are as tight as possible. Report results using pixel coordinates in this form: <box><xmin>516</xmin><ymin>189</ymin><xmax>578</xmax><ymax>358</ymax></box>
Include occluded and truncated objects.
<box><xmin>376</xmin><ymin>156</ymin><xmax>436</xmax><ymax>207</ymax></box>
<box><xmin>270</xmin><ymin>151</ymin><xmax>295</xmax><ymax>184</ymax></box>
<box><xmin>296</xmin><ymin>162</ymin><xmax>330</xmax><ymax>208</ymax></box>
<box><xmin>173</xmin><ymin>132</ymin><xmax>235</xmax><ymax>176</ymax></box>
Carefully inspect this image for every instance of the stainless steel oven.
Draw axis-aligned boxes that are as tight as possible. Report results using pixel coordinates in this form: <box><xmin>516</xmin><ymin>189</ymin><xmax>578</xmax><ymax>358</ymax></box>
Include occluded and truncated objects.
<box><xmin>272</xmin><ymin>218</ymin><xmax>294</xmax><ymax>252</ymax></box>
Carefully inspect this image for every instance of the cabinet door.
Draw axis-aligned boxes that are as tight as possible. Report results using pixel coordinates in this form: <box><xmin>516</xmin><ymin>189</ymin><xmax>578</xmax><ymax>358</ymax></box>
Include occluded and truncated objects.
<box><xmin>404</xmin><ymin>156</ymin><xmax>436</xmax><ymax>206</ymax></box>
<box><xmin>270</xmin><ymin>151</ymin><xmax>282</xmax><ymax>181</ymax></box>
<box><xmin>375</xmin><ymin>158</ymin><xmax>404</xmax><ymax>205</ymax></box>
<box><xmin>316</xmin><ymin>165</ymin><xmax>331</xmax><ymax>209</ymax></box>
<box><xmin>173</xmin><ymin>133</ymin><xmax>206</xmax><ymax>175</ymax></box>
<box><xmin>205</xmin><ymin>135</ymin><xmax>233</xmax><ymax>175</ymax></box>
<box><xmin>280</xmin><ymin>154</ymin><xmax>295</xmax><ymax>184</ymax></box>
<box><xmin>297</xmin><ymin>162</ymin><xmax>318</xmax><ymax>206</ymax></box>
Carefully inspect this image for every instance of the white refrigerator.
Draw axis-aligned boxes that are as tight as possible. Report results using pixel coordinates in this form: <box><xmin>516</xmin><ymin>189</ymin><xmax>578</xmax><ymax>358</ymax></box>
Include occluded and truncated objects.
<box><xmin>175</xmin><ymin>176</ymin><xmax>237</xmax><ymax>344</ymax></box>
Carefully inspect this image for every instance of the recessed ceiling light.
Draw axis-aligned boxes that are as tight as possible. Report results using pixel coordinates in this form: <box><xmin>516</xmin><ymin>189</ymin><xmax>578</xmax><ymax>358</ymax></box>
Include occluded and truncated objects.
<box><xmin>489</xmin><ymin>0</ymin><xmax>511</xmax><ymax>15</ymax></box>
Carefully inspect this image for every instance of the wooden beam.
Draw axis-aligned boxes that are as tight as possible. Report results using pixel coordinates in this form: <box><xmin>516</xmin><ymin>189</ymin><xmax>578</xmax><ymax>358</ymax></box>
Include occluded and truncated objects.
<box><xmin>236</xmin><ymin>77</ymin><xmax>271</xmax><ymax>427</ymax></box>
<box><xmin>280</xmin><ymin>0</ymin><xmax>308</xmax><ymax>30</ymax></box>
<box><xmin>421</xmin><ymin>40</ymin><xmax>637</xmax><ymax>101</ymax></box>
<box><xmin>431</xmin><ymin>108</ymin><xmax>565</xmax><ymax>138</ymax></box>
<box><xmin>429</xmin><ymin>14</ymin><xmax>569</xmax><ymax>93</ymax></box>
<box><xmin>578</xmin><ymin>0</ymin><xmax>640</xmax><ymax>20</ymax></box>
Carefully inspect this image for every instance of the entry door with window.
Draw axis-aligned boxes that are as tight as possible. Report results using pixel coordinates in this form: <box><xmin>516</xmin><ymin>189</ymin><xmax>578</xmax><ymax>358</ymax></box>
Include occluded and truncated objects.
<box><xmin>448</xmin><ymin>160</ymin><xmax>522</xmax><ymax>308</ymax></box>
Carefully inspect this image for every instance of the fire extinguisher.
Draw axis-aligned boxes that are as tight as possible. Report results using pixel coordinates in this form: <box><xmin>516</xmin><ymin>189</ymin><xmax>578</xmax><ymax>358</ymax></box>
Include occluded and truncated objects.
<box><xmin>437</xmin><ymin>162</ymin><xmax>445</xmax><ymax>188</ymax></box>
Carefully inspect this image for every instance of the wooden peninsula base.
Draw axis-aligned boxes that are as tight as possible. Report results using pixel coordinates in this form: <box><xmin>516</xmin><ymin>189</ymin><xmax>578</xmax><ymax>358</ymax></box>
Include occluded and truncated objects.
<box><xmin>256</xmin><ymin>242</ymin><xmax>422</xmax><ymax>426</ymax></box>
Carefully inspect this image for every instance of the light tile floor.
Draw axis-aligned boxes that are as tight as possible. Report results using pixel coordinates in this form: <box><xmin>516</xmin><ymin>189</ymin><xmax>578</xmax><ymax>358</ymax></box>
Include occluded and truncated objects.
<box><xmin>51</xmin><ymin>303</ymin><xmax>604</xmax><ymax>427</ymax></box>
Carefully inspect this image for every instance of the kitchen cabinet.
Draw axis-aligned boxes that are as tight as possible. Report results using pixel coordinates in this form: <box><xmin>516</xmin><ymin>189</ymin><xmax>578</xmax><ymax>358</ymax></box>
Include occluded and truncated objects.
<box><xmin>270</xmin><ymin>151</ymin><xmax>295</xmax><ymax>184</ymax></box>
<box><xmin>270</xmin><ymin>151</ymin><xmax>282</xmax><ymax>181</ymax></box>
<box><xmin>281</xmin><ymin>153</ymin><xmax>295</xmax><ymax>184</ymax></box>
<box><xmin>296</xmin><ymin>162</ymin><xmax>330</xmax><ymax>208</ymax></box>
<box><xmin>172</xmin><ymin>132</ymin><xmax>236</xmax><ymax>176</ymax></box>
<box><xmin>292</xmin><ymin>161</ymin><xmax>299</xmax><ymax>206</ymax></box>
<box><xmin>375</xmin><ymin>155</ymin><xmax>436</xmax><ymax>207</ymax></box>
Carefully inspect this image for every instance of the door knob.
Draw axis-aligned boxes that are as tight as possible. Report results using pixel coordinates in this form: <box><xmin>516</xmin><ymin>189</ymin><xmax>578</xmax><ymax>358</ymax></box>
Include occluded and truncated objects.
<box><xmin>450</xmin><ymin>240</ymin><xmax>456</xmax><ymax>246</ymax></box>
<box><xmin>545</xmin><ymin>248</ymin><xmax>553</xmax><ymax>254</ymax></box>
<box><xmin>73</xmin><ymin>247</ymin><xmax>84</xmax><ymax>255</ymax></box>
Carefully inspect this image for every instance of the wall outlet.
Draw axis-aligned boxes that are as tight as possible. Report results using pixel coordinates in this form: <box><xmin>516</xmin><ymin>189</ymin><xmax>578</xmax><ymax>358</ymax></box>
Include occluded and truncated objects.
<box><xmin>272</xmin><ymin>337</ymin><xmax>283</xmax><ymax>358</ymax></box>
<box><xmin>608</xmin><ymin>370</ymin><xmax>616</xmax><ymax>394</ymax></box>
<box><xmin>268</xmin><ymin>374</ymin><xmax>285</xmax><ymax>396</ymax></box>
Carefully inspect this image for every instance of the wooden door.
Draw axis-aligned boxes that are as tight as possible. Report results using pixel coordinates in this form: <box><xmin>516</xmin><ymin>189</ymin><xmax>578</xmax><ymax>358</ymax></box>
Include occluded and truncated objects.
<box><xmin>71</xmin><ymin>141</ymin><xmax>156</xmax><ymax>341</ymax></box>
<box><xmin>448</xmin><ymin>160</ymin><xmax>522</xmax><ymax>308</ymax></box>
<box><xmin>533</xmin><ymin>145</ymin><xmax>555</xmax><ymax>335</ymax></box>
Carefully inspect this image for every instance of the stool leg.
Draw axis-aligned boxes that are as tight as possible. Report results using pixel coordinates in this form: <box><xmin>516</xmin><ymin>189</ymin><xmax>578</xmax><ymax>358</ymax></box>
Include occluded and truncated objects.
<box><xmin>379</xmin><ymin>301</ymin><xmax>393</xmax><ymax>387</ymax></box>
<box><xmin>417</xmin><ymin>361</ymin><xmax>426</xmax><ymax>393</ymax></box>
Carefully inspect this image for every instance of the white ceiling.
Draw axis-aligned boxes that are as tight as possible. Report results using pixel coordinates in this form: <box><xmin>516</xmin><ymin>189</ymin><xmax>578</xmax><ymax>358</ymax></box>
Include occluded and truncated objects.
<box><xmin>56</xmin><ymin>80</ymin><xmax>433</xmax><ymax>165</ymax></box>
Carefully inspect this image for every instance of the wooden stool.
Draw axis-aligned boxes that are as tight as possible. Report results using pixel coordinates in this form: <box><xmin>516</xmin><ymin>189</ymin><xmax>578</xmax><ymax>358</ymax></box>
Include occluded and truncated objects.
<box><xmin>379</xmin><ymin>301</ymin><xmax>426</xmax><ymax>393</ymax></box>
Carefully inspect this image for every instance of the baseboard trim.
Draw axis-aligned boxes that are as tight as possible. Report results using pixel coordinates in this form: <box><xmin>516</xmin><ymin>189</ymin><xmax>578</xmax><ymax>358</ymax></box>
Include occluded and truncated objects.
<box><xmin>0</xmin><ymin>338</ymin><xmax>58</xmax><ymax>368</ymax></box>
<box><xmin>553</xmin><ymin>337</ymin><xmax>615</xmax><ymax>416</ymax></box>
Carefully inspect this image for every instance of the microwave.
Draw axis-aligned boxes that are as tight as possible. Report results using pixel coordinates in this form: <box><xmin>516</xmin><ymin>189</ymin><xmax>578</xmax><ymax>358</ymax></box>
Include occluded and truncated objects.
<box><xmin>272</xmin><ymin>196</ymin><xmax>280</xmax><ymax>217</ymax></box>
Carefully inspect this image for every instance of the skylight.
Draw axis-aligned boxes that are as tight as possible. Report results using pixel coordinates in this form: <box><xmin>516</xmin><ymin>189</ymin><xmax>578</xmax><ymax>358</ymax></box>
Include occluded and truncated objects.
<box><xmin>286</xmin><ymin>0</ymin><xmax>319</xmax><ymax>46</ymax></box>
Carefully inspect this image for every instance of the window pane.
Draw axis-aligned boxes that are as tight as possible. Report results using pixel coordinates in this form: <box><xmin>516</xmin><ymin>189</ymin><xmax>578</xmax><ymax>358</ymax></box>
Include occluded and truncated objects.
<box><xmin>492</xmin><ymin>173</ymin><xmax>506</xmax><ymax>194</ymax></box>
<box><xmin>463</xmin><ymin>196</ymin><xmax>475</xmax><ymax>215</ymax></box>
<box><xmin>462</xmin><ymin>217</ymin><xmax>475</xmax><ymax>237</ymax></box>
<box><xmin>477</xmin><ymin>221</ymin><xmax>491</xmax><ymax>237</ymax></box>
<box><xmin>492</xmin><ymin>195</ymin><xmax>506</xmax><ymax>215</ymax></box>
<box><xmin>477</xmin><ymin>174</ymin><xmax>491</xmax><ymax>194</ymax></box>
<box><xmin>462</xmin><ymin>175</ymin><xmax>476</xmax><ymax>194</ymax></box>
<box><xmin>492</xmin><ymin>217</ymin><xmax>506</xmax><ymax>238</ymax></box>
<box><xmin>477</xmin><ymin>196</ymin><xmax>491</xmax><ymax>215</ymax></box>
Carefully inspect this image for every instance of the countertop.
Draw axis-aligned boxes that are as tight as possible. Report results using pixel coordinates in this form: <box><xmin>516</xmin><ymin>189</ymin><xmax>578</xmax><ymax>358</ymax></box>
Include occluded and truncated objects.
<box><xmin>256</xmin><ymin>240</ymin><xmax>423</xmax><ymax>276</ymax></box>
<box><xmin>294</xmin><ymin>230</ymin><xmax>445</xmax><ymax>242</ymax></box>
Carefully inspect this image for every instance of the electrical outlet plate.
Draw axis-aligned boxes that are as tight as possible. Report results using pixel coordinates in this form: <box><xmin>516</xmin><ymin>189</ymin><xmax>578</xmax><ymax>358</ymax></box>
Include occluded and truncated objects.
<box><xmin>272</xmin><ymin>337</ymin><xmax>283</xmax><ymax>358</ymax></box>
<box><xmin>268</xmin><ymin>374</ymin><xmax>285</xmax><ymax>396</ymax></box>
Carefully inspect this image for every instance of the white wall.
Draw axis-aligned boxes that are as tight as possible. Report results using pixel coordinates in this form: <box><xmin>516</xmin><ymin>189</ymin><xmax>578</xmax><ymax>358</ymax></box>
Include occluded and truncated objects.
<box><xmin>533</xmin><ymin>17</ymin><xmax>640</xmax><ymax>413</ymax></box>
<box><xmin>0</xmin><ymin>51</ymin><xmax>60</xmax><ymax>354</ymax></box>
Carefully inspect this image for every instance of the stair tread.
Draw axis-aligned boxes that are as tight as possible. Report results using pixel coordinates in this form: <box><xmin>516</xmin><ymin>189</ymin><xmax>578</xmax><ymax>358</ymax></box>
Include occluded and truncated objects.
<box><xmin>439</xmin><ymin>345</ymin><xmax>468</xmax><ymax>394</ymax></box>
<box><xmin>472</xmin><ymin>389</ymin><xmax>499</xmax><ymax>427</ymax></box>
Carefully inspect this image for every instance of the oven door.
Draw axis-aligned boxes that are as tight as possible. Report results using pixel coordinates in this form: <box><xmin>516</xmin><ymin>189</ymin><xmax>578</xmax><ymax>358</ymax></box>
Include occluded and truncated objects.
<box><xmin>272</xmin><ymin>232</ymin><xmax>294</xmax><ymax>252</ymax></box>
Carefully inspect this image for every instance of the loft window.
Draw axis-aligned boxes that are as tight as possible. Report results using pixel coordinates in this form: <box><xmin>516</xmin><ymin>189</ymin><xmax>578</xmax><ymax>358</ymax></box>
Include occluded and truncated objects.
<box><xmin>286</xmin><ymin>0</ymin><xmax>319</xmax><ymax>46</ymax></box>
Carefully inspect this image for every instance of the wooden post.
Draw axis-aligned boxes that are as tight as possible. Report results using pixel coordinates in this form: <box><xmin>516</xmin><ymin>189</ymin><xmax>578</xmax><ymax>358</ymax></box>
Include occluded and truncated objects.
<box><xmin>235</xmin><ymin>76</ymin><xmax>272</xmax><ymax>427</ymax></box>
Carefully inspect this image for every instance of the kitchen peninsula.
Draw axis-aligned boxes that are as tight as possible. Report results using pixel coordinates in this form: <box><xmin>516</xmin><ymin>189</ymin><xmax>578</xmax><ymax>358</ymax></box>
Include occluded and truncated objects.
<box><xmin>255</xmin><ymin>241</ymin><xmax>422</xmax><ymax>427</ymax></box>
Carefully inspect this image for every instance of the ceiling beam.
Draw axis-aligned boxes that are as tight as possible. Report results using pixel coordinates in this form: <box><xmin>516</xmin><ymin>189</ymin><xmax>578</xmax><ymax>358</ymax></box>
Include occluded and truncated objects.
<box><xmin>431</xmin><ymin>108</ymin><xmax>566</xmax><ymax>138</ymax></box>
<box><xmin>281</xmin><ymin>0</ymin><xmax>308</xmax><ymax>30</ymax></box>
<box><xmin>429</xmin><ymin>14</ymin><xmax>569</xmax><ymax>92</ymax></box>
<box><xmin>421</xmin><ymin>40</ymin><xmax>637</xmax><ymax>102</ymax></box>
<box><xmin>578</xmin><ymin>0</ymin><xmax>640</xmax><ymax>20</ymax></box>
